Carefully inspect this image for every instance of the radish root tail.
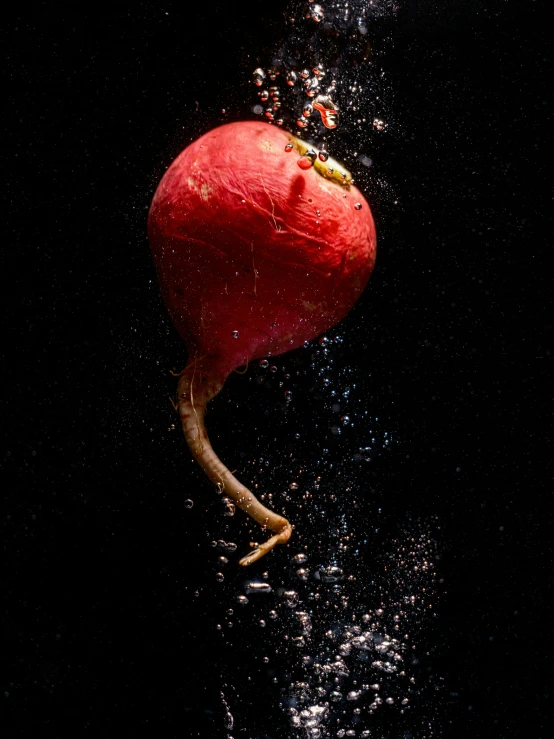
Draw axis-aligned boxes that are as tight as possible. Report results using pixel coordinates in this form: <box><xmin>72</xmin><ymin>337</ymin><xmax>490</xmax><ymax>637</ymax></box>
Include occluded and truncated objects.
<box><xmin>177</xmin><ymin>357</ymin><xmax>292</xmax><ymax>566</ymax></box>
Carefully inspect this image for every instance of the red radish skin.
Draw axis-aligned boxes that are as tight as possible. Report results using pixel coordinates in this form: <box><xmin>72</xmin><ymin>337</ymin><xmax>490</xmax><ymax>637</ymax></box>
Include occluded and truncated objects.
<box><xmin>148</xmin><ymin>120</ymin><xmax>376</xmax><ymax>565</ymax></box>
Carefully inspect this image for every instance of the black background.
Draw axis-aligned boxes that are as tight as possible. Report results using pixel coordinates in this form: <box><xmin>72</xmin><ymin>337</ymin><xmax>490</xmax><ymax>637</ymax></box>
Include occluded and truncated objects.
<box><xmin>2</xmin><ymin>1</ymin><xmax>551</xmax><ymax>737</ymax></box>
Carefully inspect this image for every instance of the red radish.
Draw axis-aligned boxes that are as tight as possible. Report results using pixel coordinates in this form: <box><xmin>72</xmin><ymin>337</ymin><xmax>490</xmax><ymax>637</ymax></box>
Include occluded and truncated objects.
<box><xmin>148</xmin><ymin>120</ymin><xmax>376</xmax><ymax>565</ymax></box>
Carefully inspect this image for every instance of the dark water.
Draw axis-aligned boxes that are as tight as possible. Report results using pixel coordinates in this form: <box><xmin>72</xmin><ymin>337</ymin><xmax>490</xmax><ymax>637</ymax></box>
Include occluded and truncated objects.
<box><xmin>2</xmin><ymin>1</ymin><xmax>551</xmax><ymax>737</ymax></box>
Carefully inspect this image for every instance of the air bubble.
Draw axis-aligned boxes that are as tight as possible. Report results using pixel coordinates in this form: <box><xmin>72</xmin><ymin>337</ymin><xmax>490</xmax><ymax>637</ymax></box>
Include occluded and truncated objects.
<box><xmin>282</xmin><ymin>589</ymin><xmax>299</xmax><ymax>607</ymax></box>
<box><xmin>184</xmin><ymin>499</ymin><xmax>194</xmax><ymax>509</ymax></box>
<box><xmin>313</xmin><ymin>95</ymin><xmax>339</xmax><ymax>129</ymax></box>
<box><xmin>318</xmin><ymin>150</ymin><xmax>329</xmax><ymax>162</ymax></box>
<box><xmin>284</xmin><ymin>143</ymin><xmax>294</xmax><ymax>152</ymax></box>
<box><xmin>303</xmin><ymin>103</ymin><xmax>313</xmax><ymax>117</ymax></box>
<box><xmin>222</xmin><ymin>498</ymin><xmax>236</xmax><ymax>517</ymax></box>
<box><xmin>253</xmin><ymin>68</ymin><xmax>265</xmax><ymax>86</ymax></box>
<box><xmin>259</xmin><ymin>90</ymin><xmax>269</xmax><ymax>102</ymax></box>
<box><xmin>308</xmin><ymin>4</ymin><xmax>324</xmax><ymax>22</ymax></box>
<box><xmin>347</xmin><ymin>690</ymin><xmax>362</xmax><ymax>701</ymax></box>
<box><xmin>217</xmin><ymin>540</ymin><xmax>237</xmax><ymax>552</ymax></box>
<box><xmin>354</xmin><ymin>203</ymin><xmax>362</xmax><ymax>210</ymax></box>
<box><xmin>236</xmin><ymin>595</ymin><xmax>249</xmax><ymax>606</ymax></box>
<box><xmin>244</xmin><ymin>581</ymin><xmax>273</xmax><ymax>594</ymax></box>
<box><xmin>298</xmin><ymin>150</ymin><xmax>317</xmax><ymax>170</ymax></box>
<box><xmin>316</xmin><ymin>565</ymin><xmax>344</xmax><ymax>582</ymax></box>
<box><xmin>215</xmin><ymin>572</ymin><xmax>224</xmax><ymax>582</ymax></box>
<box><xmin>373</xmin><ymin>118</ymin><xmax>387</xmax><ymax>131</ymax></box>
<box><xmin>259</xmin><ymin>359</ymin><xmax>269</xmax><ymax>368</ymax></box>
<box><xmin>286</xmin><ymin>71</ymin><xmax>297</xmax><ymax>86</ymax></box>
<box><xmin>231</xmin><ymin>330</ymin><xmax>239</xmax><ymax>338</ymax></box>
<box><xmin>296</xmin><ymin>116</ymin><xmax>309</xmax><ymax>129</ymax></box>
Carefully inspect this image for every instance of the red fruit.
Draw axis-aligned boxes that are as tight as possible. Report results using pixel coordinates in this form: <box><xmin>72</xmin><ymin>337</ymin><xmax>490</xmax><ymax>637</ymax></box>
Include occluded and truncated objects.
<box><xmin>148</xmin><ymin>121</ymin><xmax>376</xmax><ymax>565</ymax></box>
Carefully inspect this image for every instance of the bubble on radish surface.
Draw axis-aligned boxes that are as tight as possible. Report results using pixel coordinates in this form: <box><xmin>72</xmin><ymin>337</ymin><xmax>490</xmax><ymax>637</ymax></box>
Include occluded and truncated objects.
<box><xmin>231</xmin><ymin>330</ymin><xmax>239</xmax><ymax>339</ymax></box>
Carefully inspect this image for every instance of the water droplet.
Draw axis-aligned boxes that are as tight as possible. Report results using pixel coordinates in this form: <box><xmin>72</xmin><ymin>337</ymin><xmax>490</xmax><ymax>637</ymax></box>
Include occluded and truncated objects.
<box><xmin>318</xmin><ymin>150</ymin><xmax>329</xmax><ymax>162</ymax></box>
<box><xmin>259</xmin><ymin>619</ymin><xmax>266</xmax><ymax>627</ymax></box>
<box><xmin>386</xmin><ymin>697</ymin><xmax>394</xmax><ymax>704</ymax></box>
<box><xmin>330</xmin><ymin>690</ymin><xmax>342</xmax><ymax>702</ymax></box>
<box><xmin>215</xmin><ymin>572</ymin><xmax>224</xmax><ymax>582</ymax></box>
<box><xmin>265</xmin><ymin>109</ymin><xmax>275</xmax><ymax>120</ymax></box>
<box><xmin>253</xmin><ymin>68</ymin><xmax>265</xmax><ymax>86</ymax></box>
<box><xmin>300</xmin><ymin>69</ymin><xmax>310</xmax><ymax>79</ymax></box>
<box><xmin>303</xmin><ymin>103</ymin><xmax>313</xmax><ymax>117</ymax></box>
<box><xmin>284</xmin><ymin>390</ymin><xmax>292</xmax><ymax>401</ymax></box>
<box><xmin>292</xmin><ymin>552</ymin><xmax>308</xmax><ymax>564</ymax></box>
<box><xmin>289</xmin><ymin>482</ymin><xmax>299</xmax><ymax>491</ymax></box>
<box><xmin>231</xmin><ymin>330</ymin><xmax>239</xmax><ymax>339</ymax></box>
<box><xmin>184</xmin><ymin>499</ymin><xmax>194</xmax><ymax>509</ymax></box>
<box><xmin>373</xmin><ymin>118</ymin><xmax>387</xmax><ymax>131</ymax></box>
<box><xmin>354</xmin><ymin>202</ymin><xmax>362</xmax><ymax>210</ymax></box>
<box><xmin>259</xmin><ymin>89</ymin><xmax>269</xmax><ymax>102</ymax></box>
<box><xmin>312</xmin><ymin>64</ymin><xmax>325</xmax><ymax>77</ymax></box>
<box><xmin>270</xmin><ymin>365</ymin><xmax>278</xmax><ymax>373</ymax></box>
<box><xmin>284</xmin><ymin>143</ymin><xmax>294</xmax><ymax>152</ymax></box>
<box><xmin>252</xmin><ymin>104</ymin><xmax>263</xmax><ymax>115</ymax></box>
<box><xmin>296</xmin><ymin>116</ymin><xmax>309</xmax><ymax>129</ymax></box>
<box><xmin>313</xmin><ymin>95</ymin><xmax>339</xmax><ymax>129</ymax></box>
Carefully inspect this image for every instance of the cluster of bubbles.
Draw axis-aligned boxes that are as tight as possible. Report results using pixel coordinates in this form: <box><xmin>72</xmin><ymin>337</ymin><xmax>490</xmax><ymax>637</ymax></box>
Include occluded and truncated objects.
<box><xmin>308</xmin><ymin>333</ymin><xmax>392</xmax><ymax>460</ymax></box>
<box><xmin>253</xmin><ymin>63</ymin><xmax>339</xmax><ymax>132</ymax></box>
<box><xmin>212</xmin><ymin>517</ymin><xmax>438</xmax><ymax>737</ymax></box>
<box><xmin>250</xmin><ymin>1</ymin><xmax>394</xmax><ymax>155</ymax></box>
